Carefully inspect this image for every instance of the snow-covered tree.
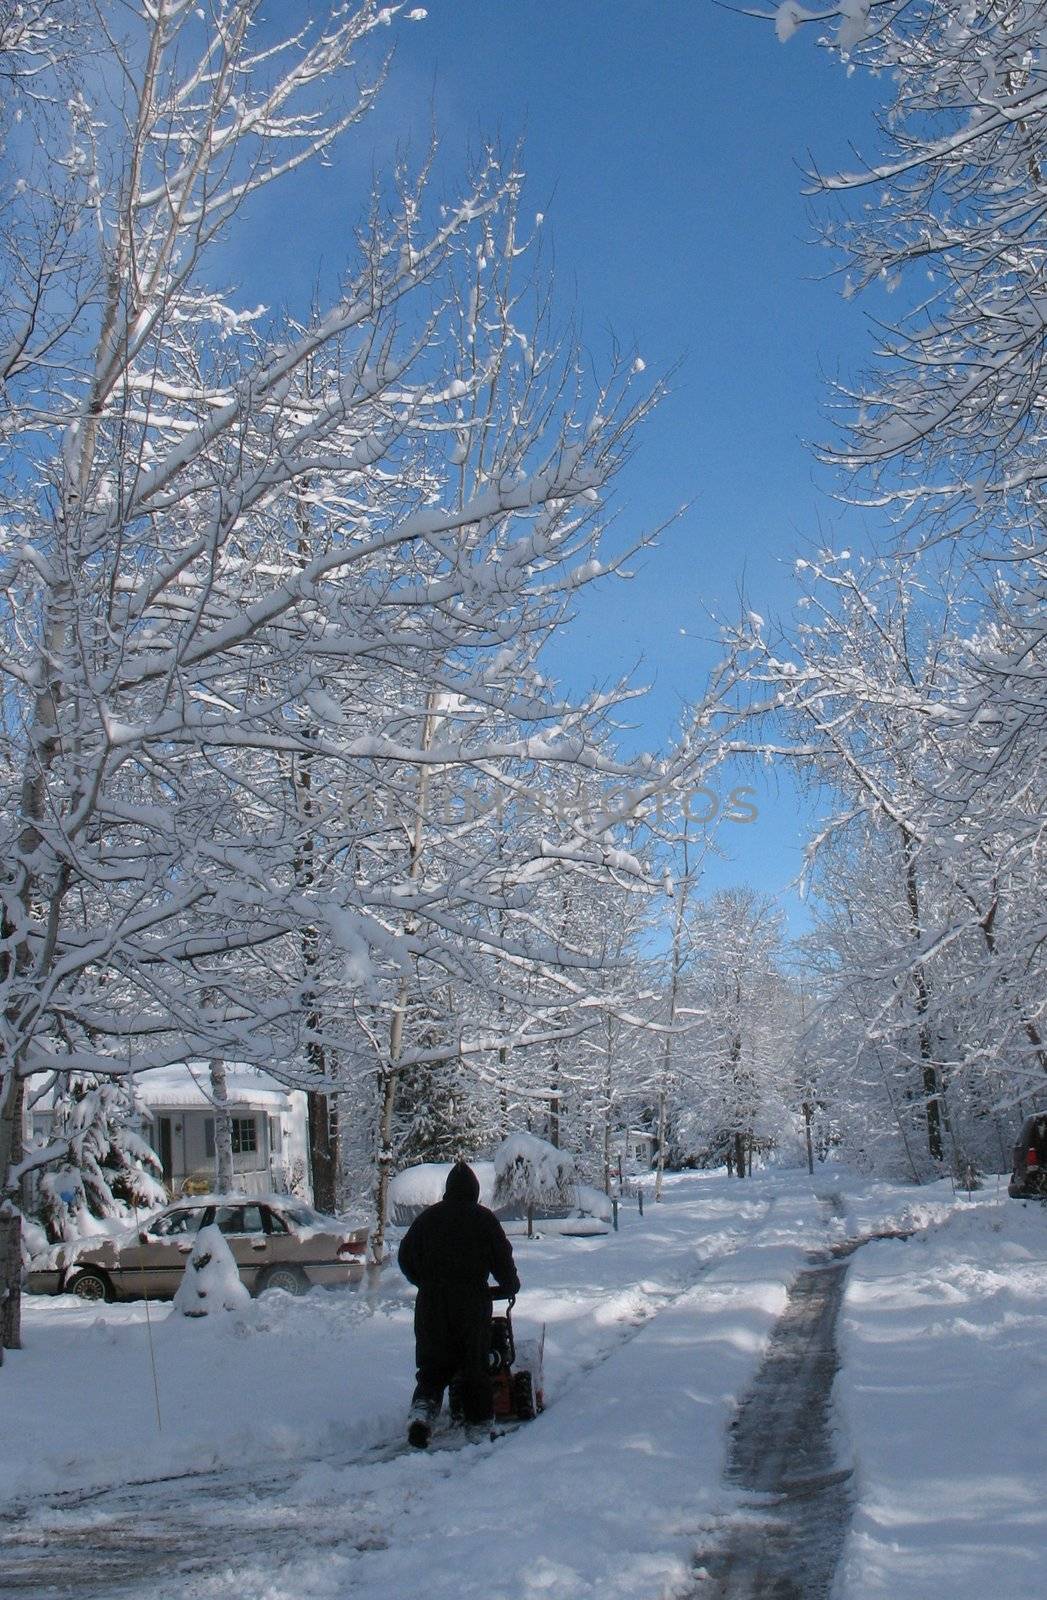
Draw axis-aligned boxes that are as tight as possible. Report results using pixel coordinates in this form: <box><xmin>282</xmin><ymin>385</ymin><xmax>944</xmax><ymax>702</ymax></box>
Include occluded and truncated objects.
<box><xmin>31</xmin><ymin>1074</ymin><xmax>166</xmax><ymax>1243</ymax></box>
<box><xmin>0</xmin><ymin>0</ymin><xmax>679</xmax><ymax>1331</ymax></box>
<box><xmin>0</xmin><ymin>0</ymin><xmax>771</xmax><ymax>1350</ymax></box>
<box><xmin>493</xmin><ymin>1131</ymin><xmax>575</xmax><ymax>1235</ymax></box>
<box><xmin>673</xmin><ymin>887</ymin><xmax>795</xmax><ymax>1178</ymax></box>
<box><xmin>746</xmin><ymin>552</ymin><xmax>1044</xmax><ymax>1178</ymax></box>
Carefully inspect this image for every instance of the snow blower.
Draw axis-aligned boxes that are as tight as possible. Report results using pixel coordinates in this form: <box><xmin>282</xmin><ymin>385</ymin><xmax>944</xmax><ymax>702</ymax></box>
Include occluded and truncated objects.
<box><xmin>490</xmin><ymin>1293</ymin><xmax>544</xmax><ymax>1422</ymax></box>
<box><xmin>448</xmin><ymin>1292</ymin><xmax>544</xmax><ymax>1425</ymax></box>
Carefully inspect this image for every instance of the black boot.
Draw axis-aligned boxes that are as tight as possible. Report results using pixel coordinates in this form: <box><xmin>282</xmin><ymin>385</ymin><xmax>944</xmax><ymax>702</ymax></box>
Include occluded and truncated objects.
<box><xmin>407</xmin><ymin>1417</ymin><xmax>431</xmax><ymax>1449</ymax></box>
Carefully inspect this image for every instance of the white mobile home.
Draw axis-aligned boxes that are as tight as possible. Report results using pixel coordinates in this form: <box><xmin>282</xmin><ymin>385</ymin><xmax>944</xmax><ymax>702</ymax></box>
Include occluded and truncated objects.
<box><xmin>27</xmin><ymin>1064</ymin><xmax>309</xmax><ymax>1201</ymax></box>
<box><xmin>135</xmin><ymin>1065</ymin><xmax>309</xmax><ymax>1197</ymax></box>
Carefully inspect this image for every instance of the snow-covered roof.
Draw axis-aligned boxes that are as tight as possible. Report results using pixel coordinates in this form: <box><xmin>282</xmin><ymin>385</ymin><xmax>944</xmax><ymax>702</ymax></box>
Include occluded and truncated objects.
<box><xmin>31</xmin><ymin>1064</ymin><xmax>296</xmax><ymax>1114</ymax></box>
<box><xmin>135</xmin><ymin>1065</ymin><xmax>294</xmax><ymax>1112</ymax></box>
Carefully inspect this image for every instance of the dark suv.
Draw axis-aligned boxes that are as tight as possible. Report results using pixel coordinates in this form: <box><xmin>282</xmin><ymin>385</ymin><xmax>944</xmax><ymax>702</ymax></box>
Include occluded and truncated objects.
<box><xmin>1008</xmin><ymin>1113</ymin><xmax>1047</xmax><ymax>1199</ymax></box>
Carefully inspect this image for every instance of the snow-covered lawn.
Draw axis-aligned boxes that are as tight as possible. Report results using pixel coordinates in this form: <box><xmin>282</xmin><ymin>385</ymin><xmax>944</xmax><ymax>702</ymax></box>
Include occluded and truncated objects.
<box><xmin>4</xmin><ymin>1169</ymin><xmax>1044</xmax><ymax>1599</ymax></box>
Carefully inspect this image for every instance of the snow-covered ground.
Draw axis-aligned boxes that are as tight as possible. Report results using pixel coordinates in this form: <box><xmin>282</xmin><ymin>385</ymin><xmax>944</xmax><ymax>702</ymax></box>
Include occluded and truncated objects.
<box><xmin>835</xmin><ymin>1184</ymin><xmax>1047</xmax><ymax>1600</ymax></box>
<box><xmin>3</xmin><ymin>1168</ymin><xmax>1044</xmax><ymax>1599</ymax></box>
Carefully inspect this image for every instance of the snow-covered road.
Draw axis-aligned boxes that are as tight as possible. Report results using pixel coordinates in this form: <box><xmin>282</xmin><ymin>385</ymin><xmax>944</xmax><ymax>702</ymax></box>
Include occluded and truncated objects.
<box><xmin>3</xmin><ymin>1170</ymin><xmax>1043</xmax><ymax>1600</ymax></box>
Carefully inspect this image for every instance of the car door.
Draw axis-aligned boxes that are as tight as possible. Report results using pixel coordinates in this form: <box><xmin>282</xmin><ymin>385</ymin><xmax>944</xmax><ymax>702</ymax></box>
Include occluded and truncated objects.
<box><xmin>259</xmin><ymin>1204</ymin><xmax>297</xmax><ymax>1269</ymax></box>
<box><xmin>123</xmin><ymin>1206</ymin><xmax>204</xmax><ymax>1298</ymax></box>
<box><xmin>212</xmin><ymin>1202</ymin><xmax>269</xmax><ymax>1290</ymax></box>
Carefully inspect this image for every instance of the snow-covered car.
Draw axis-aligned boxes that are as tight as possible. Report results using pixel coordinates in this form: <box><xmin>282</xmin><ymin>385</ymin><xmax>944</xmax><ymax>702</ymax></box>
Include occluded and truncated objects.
<box><xmin>1007</xmin><ymin>1113</ymin><xmax>1047</xmax><ymax>1199</ymax></box>
<box><xmin>26</xmin><ymin>1194</ymin><xmax>370</xmax><ymax>1303</ymax></box>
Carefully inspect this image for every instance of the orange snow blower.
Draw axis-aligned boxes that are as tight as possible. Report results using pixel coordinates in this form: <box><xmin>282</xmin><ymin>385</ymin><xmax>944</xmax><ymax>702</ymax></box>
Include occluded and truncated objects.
<box><xmin>490</xmin><ymin>1293</ymin><xmax>545</xmax><ymax>1421</ymax></box>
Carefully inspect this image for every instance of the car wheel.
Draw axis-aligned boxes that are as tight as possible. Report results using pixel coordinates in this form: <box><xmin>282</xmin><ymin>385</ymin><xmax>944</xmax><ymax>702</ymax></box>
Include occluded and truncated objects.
<box><xmin>260</xmin><ymin>1265</ymin><xmax>307</xmax><ymax>1297</ymax></box>
<box><xmin>69</xmin><ymin>1269</ymin><xmax>112</xmax><ymax>1304</ymax></box>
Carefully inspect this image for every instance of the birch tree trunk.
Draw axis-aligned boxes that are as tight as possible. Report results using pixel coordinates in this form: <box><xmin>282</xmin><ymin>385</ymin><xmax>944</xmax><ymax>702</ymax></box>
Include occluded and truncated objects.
<box><xmin>209</xmin><ymin>1059</ymin><xmax>235</xmax><ymax>1195</ymax></box>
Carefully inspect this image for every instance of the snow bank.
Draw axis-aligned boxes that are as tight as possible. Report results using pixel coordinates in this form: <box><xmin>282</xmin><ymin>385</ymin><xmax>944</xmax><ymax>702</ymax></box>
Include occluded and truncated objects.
<box><xmin>835</xmin><ymin>1184</ymin><xmax>1047</xmax><ymax>1600</ymax></box>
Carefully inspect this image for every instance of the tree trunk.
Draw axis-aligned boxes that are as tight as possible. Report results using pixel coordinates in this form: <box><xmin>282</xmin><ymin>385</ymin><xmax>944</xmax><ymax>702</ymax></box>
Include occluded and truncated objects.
<box><xmin>655</xmin><ymin>838</ymin><xmax>692</xmax><ymax>1202</ymax></box>
<box><xmin>602</xmin><ymin>1046</ymin><xmax>613</xmax><ymax>1195</ymax></box>
<box><xmin>0</xmin><ymin>1201</ymin><xmax>21</xmax><ymax>1353</ymax></box>
<box><xmin>370</xmin><ymin>1056</ymin><xmax>400</xmax><ymax>1266</ymax></box>
<box><xmin>308</xmin><ymin>1088</ymin><xmax>338</xmax><ymax>1215</ymax></box>
<box><xmin>0</xmin><ymin>1072</ymin><xmax>25</xmax><ymax>1203</ymax></box>
<box><xmin>0</xmin><ymin>1076</ymin><xmax>25</xmax><ymax>1352</ymax></box>
<box><xmin>654</xmin><ymin>1084</ymin><xmax>668</xmax><ymax>1201</ymax></box>
<box><xmin>803</xmin><ymin>1102</ymin><xmax>815</xmax><ymax>1176</ymax></box>
<box><xmin>547</xmin><ymin>1076</ymin><xmax>560</xmax><ymax>1148</ymax></box>
<box><xmin>734</xmin><ymin>1130</ymin><xmax>746</xmax><ymax>1179</ymax></box>
<box><xmin>902</xmin><ymin>829</ymin><xmax>943</xmax><ymax>1163</ymax></box>
<box><xmin>370</xmin><ymin>694</ymin><xmax>438</xmax><ymax>1263</ymax></box>
<box><xmin>209</xmin><ymin>1059</ymin><xmax>235</xmax><ymax>1195</ymax></box>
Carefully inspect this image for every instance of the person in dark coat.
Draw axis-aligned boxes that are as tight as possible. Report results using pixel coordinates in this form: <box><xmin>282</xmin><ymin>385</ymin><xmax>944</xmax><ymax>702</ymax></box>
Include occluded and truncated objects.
<box><xmin>397</xmin><ymin>1160</ymin><xmax>520</xmax><ymax>1448</ymax></box>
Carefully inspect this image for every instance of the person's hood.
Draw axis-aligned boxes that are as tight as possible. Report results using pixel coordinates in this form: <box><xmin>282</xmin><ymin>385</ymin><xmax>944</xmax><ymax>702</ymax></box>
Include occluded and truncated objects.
<box><xmin>443</xmin><ymin>1162</ymin><xmax>480</xmax><ymax>1204</ymax></box>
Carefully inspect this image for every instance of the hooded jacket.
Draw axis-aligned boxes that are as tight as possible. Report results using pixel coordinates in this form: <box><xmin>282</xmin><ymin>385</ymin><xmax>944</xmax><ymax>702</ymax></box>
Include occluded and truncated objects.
<box><xmin>397</xmin><ymin>1162</ymin><xmax>520</xmax><ymax>1299</ymax></box>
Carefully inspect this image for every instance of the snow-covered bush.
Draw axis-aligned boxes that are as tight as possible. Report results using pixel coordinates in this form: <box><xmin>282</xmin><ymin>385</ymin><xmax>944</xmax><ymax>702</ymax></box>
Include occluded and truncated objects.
<box><xmin>172</xmin><ymin>1225</ymin><xmax>250</xmax><ymax>1319</ymax></box>
<box><xmin>493</xmin><ymin>1133</ymin><xmax>576</xmax><ymax>1214</ymax></box>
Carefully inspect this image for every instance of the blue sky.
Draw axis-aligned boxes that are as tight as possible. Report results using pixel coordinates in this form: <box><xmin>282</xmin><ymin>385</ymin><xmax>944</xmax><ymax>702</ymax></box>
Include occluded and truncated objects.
<box><xmin>244</xmin><ymin>4</ymin><xmax>892</xmax><ymax>932</ymax></box>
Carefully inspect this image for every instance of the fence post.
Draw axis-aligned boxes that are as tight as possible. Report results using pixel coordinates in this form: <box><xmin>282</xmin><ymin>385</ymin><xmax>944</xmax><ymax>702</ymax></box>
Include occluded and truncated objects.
<box><xmin>637</xmin><ymin>1188</ymin><xmax>644</xmax><ymax>1217</ymax></box>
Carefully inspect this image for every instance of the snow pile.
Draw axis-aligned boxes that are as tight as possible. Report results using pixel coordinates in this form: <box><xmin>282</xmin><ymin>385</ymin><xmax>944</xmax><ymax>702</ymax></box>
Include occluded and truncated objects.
<box><xmin>574</xmin><ymin>1182</ymin><xmax>613</xmax><ymax>1221</ymax></box>
<box><xmin>493</xmin><ymin>1131</ymin><xmax>575</xmax><ymax>1211</ymax></box>
<box><xmin>171</xmin><ymin>1224</ymin><xmax>250</xmax><ymax>1318</ymax></box>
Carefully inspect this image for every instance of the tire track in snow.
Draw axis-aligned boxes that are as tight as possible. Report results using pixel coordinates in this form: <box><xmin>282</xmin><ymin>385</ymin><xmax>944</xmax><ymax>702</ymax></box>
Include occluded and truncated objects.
<box><xmin>693</xmin><ymin>1197</ymin><xmax>912</xmax><ymax>1600</ymax></box>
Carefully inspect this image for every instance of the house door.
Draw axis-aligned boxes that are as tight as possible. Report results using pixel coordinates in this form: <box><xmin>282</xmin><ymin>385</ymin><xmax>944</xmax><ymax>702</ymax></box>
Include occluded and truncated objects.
<box><xmin>156</xmin><ymin>1116</ymin><xmax>174</xmax><ymax>1189</ymax></box>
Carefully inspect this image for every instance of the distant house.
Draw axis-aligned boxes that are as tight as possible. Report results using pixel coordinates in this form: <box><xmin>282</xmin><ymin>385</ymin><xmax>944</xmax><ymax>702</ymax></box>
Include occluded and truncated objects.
<box><xmin>27</xmin><ymin>1064</ymin><xmax>310</xmax><ymax>1202</ymax></box>
<box><xmin>621</xmin><ymin>1128</ymin><xmax>658</xmax><ymax>1169</ymax></box>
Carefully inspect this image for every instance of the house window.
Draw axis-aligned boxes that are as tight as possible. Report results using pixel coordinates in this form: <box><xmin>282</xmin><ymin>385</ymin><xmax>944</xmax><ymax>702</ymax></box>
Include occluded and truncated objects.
<box><xmin>231</xmin><ymin>1117</ymin><xmax>257</xmax><ymax>1155</ymax></box>
<box><xmin>204</xmin><ymin>1115</ymin><xmax>258</xmax><ymax>1156</ymax></box>
<box><xmin>269</xmin><ymin>1115</ymin><xmax>282</xmax><ymax>1155</ymax></box>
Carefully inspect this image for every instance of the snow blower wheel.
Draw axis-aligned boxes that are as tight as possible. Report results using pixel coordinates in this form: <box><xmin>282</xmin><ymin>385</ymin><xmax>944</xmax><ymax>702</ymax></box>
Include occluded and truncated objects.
<box><xmin>511</xmin><ymin>1370</ymin><xmax>537</xmax><ymax>1420</ymax></box>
